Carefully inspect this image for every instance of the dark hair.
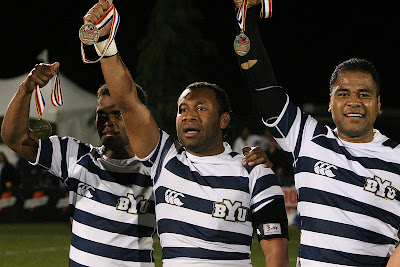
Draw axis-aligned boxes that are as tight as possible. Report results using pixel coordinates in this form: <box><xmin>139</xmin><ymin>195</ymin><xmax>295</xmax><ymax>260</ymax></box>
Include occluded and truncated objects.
<box><xmin>97</xmin><ymin>83</ymin><xmax>148</xmax><ymax>105</ymax></box>
<box><xmin>184</xmin><ymin>82</ymin><xmax>232</xmax><ymax>115</ymax></box>
<box><xmin>329</xmin><ymin>58</ymin><xmax>381</xmax><ymax>96</ymax></box>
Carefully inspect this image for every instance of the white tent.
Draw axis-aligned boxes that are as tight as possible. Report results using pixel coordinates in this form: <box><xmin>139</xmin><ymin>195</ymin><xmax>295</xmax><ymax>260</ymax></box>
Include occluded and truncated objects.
<box><xmin>0</xmin><ymin>72</ymin><xmax>100</xmax><ymax>165</ymax></box>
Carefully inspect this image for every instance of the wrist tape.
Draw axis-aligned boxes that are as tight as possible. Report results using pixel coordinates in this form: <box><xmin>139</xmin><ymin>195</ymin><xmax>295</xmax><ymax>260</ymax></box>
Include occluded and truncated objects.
<box><xmin>94</xmin><ymin>37</ymin><xmax>118</xmax><ymax>57</ymax></box>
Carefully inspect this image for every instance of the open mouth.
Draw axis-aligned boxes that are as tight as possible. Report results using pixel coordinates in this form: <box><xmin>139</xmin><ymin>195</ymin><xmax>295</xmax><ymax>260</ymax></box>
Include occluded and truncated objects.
<box><xmin>103</xmin><ymin>131</ymin><xmax>117</xmax><ymax>138</ymax></box>
<box><xmin>345</xmin><ymin>113</ymin><xmax>364</xmax><ymax>118</ymax></box>
<box><xmin>183</xmin><ymin>125</ymin><xmax>200</xmax><ymax>137</ymax></box>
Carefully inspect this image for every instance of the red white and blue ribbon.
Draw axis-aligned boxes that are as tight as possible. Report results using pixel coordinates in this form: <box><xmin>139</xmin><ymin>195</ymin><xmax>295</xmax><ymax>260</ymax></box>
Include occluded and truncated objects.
<box><xmin>236</xmin><ymin>0</ymin><xmax>248</xmax><ymax>32</ymax></box>
<box><xmin>34</xmin><ymin>70</ymin><xmax>62</xmax><ymax>117</ymax></box>
<box><xmin>260</xmin><ymin>0</ymin><xmax>272</xmax><ymax>18</ymax></box>
<box><xmin>81</xmin><ymin>5</ymin><xmax>120</xmax><ymax>64</ymax></box>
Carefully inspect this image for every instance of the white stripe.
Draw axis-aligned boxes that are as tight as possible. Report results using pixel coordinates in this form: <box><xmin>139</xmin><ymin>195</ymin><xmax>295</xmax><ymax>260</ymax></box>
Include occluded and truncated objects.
<box><xmin>156</xmin><ymin>203</ymin><xmax>253</xmax><ymax>235</ymax></box>
<box><xmin>298</xmin><ymin>201</ymin><xmax>398</xmax><ymax>240</ymax></box>
<box><xmin>298</xmin><ymin>173</ymin><xmax>400</xmax><ymax>234</ymax></box>
<box><xmin>69</xmin><ymin>245</ymin><xmax>155</xmax><ymax>267</ymax></box>
<box><xmin>298</xmin><ymin>258</ymin><xmax>353</xmax><ymax>267</ymax></box>
<box><xmin>160</xmin><ymin>233</ymin><xmax>250</xmax><ymax>254</ymax></box>
<box><xmin>163</xmin><ymin>258</ymin><xmax>251</xmax><ymax>267</ymax></box>
<box><xmin>301</xmin><ymin>229</ymin><xmax>392</xmax><ymax>257</ymax></box>
<box><xmin>252</xmin><ymin>185</ymin><xmax>283</xmax><ymax>210</ymax></box>
<box><xmin>72</xmin><ymin>220</ymin><xmax>153</xmax><ymax>250</ymax></box>
<box><xmin>71</xmin><ymin>193</ymin><xmax>156</xmax><ymax>228</ymax></box>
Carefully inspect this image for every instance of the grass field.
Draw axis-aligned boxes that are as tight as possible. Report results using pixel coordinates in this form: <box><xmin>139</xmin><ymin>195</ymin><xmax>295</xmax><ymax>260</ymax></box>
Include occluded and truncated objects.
<box><xmin>0</xmin><ymin>223</ymin><xmax>300</xmax><ymax>266</ymax></box>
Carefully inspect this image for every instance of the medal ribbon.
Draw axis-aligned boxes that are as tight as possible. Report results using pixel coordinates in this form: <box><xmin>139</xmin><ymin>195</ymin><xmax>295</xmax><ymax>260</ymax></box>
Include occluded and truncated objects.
<box><xmin>260</xmin><ymin>0</ymin><xmax>272</xmax><ymax>18</ymax></box>
<box><xmin>81</xmin><ymin>5</ymin><xmax>120</xmax><ymax>64</ymax></box>
<box><xmin>236</xmin><ymin>0</ymin><xmax>248</xmax><ymax>32</ymax></box>
<box><xmin>34</xmin><ymin>69</ymin><xmax>63</xmax><ymax>118</ymax></box>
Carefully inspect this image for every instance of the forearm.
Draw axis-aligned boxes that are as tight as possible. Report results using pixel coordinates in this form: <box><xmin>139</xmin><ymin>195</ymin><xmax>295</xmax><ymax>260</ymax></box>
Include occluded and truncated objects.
<box><xmin>261</xmin><ymin>238</ymin><xmax>289</xmax><ymax>267</ymax></box>
<box><xmin>237</xmin><ymin>5</ymin><xmax>287</xmax><ymax>120</ymax></box>
<box><xmin>1</xmin><ymin>85</ymin><xmax>38</xmax><ymax>160</ymax></box>
<box><xmin>100</xmin><ymin>55</ymin><xmax>138</xmax><ymax>111</ymax></box>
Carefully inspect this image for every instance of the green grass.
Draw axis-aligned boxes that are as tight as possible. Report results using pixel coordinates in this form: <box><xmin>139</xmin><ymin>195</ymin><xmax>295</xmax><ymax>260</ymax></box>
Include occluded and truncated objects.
<box><xmin>0</xmin><ymin>223</ymin><xmax>300</xmax><ymax>267</ymax></box>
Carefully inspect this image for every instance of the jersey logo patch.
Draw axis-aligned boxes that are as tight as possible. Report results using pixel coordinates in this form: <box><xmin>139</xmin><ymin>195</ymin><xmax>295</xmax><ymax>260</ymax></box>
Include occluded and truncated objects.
<box><xmin>164</xmin><ymin>189</ymin><xmax>185</xmax><ymax>206</ymax></box>
<box><xmin>364</xmin><ymin>176</ymin><xmax>397</xmax><ymax>200</ymax></box>
<box><xmin>314</xmin><ymin>161</ymin><xmax>337</xmax><ymax>177</ymax></box>
<box><xmin>77</xmin><ymin>182</ymin><xmax>95</xmax><ymax>198</ymax></box>
<box><xmin>212</xmin><ymin>199</ymin><xmax>248</xmax><ymax>222</ymax></box>
<box><xmin>116</xmin><ymin>194</ymin><xmax>150</xmax><ymax>214</ymax></box>
<box><xmin>257</xmin><ymin>223</ymin><xmax>282</xmax><ymax>236</ymax></box>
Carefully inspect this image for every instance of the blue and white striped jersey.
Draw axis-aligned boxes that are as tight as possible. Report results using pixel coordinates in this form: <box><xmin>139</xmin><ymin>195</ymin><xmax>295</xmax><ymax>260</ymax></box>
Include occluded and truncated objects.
<box><xmin>141</xmin><ymin>131</ymin><xmax>285</xmax><ymax>266</ymax></box>
<box><xmin>33</xmin><ymin>136</ymin><xmax>156</xmax><ymax>267</ymax></box>
<box><xmin>265</xmin><ymin>96</ymin><xmax>400</xmax><ymax>266</ymax></box>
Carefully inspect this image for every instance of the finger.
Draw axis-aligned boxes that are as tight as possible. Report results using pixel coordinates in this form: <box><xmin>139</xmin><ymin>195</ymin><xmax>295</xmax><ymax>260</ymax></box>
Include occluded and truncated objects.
<box><xmin>263</xmin><ymin>162</ymin><xmax>274</xmax><ymax>168</ymax></box>
<box><xmin>242</xmin><ymin>146</ymin><xmax>251</xmax><ymax>156</ymax></box>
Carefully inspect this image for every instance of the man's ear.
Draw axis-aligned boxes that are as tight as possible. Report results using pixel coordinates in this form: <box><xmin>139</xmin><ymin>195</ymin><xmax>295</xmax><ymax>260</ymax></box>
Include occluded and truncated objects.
<box><xmin>220</xmin><ymin>112</ymin><xmax>231</xmax><ymax>130</ymax></box>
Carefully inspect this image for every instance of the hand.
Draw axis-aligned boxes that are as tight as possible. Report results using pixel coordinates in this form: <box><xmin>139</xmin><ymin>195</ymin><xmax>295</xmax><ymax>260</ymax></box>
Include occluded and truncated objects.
<box><xmin>242</xmin><ymin>146</ymin><xmax>273</xmax><ymax>168</ymax></box>
<box><xmin>21</xmin><ymin>62</ymin><xmax>60</xmax><ymax>94</ymax></box>
<box><xmin>83</xmin><ymin>0</ymin><xmax>113</xmax><ymax>37</ymax></box>
<box><xmin>233</xmin><ymin>0</ymin><xmax>261</xmax><ymax>9</ymax></box>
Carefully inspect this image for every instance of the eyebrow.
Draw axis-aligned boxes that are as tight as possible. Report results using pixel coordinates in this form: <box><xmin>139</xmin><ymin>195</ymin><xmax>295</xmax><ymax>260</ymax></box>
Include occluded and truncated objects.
<box><xmin>335</xmin><ymin>88</ymin><xmax>374</xmax><ymax>93</ymax></box>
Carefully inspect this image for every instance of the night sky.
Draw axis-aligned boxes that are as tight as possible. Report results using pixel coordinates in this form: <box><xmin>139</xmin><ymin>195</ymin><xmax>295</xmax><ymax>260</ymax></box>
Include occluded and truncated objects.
<box><xmin>3</xmin><ymin>0</ymin><xmax>400</xmax><ymax>140</ymax></box>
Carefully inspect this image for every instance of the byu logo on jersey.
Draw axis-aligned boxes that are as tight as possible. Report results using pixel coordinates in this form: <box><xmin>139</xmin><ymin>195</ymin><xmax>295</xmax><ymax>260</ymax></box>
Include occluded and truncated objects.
<box><xmin>77</xmin><ymin>182</ymin><xmax>95</xmax><ymax>198</ymax></box>
<box><xmin>116</xmin><ymin>193</ymin><xmax>150</xmax><ymax>214</ymax></box>
<box><xmin>314</xmin><ymin>161</ymin><xmax>337</xmax><ymax>177</ymax></box>
<box><xmin>212</xmin><ymin>199</ymin><xmax>248</xmax><ymax>222</ymax></box>
<box><xmin>364</xmin><ymin>176</ymin><xmax>397</xmax><ymax>200</ymax></box>
<box><xmin>165</xmin><ymin>189</ymin><xmax>185</xmax><ymax>206</ymax></box>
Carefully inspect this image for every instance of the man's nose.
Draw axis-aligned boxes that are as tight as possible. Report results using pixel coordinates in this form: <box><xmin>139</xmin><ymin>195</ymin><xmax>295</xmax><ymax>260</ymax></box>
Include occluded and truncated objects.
<box><xmin>346</xmin><ymin>93</ymin><xmax>361</xmax><ymax>106</ymax></box>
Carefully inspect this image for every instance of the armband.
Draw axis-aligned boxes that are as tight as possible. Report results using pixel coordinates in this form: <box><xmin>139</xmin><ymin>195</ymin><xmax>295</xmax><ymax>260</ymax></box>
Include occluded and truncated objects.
<box><xmin>94</xmin><ymin>37</ymin><xmax>118</xmax><ymax>57</ymax></box>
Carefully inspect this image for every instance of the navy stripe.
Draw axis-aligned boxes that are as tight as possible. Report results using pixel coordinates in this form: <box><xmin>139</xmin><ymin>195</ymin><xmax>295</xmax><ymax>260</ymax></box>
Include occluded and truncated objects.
<box><xmin>302</xmin><ymin>216</ymin><xmax>396</xmax><ymax>245</ymax></box>
<box><xmin>312</xmin><ymin>135</ymin><xmax>400</xmax><ymax>175</ymax></box>
<box><xmin>295</xmin><ymin>156</ymin><xmax>366</xmax><ymax>187</ymax></box>
<box><xmin>58</xmin><ymin>136</ymin><xmax>69</xmax><ymax>180</ymax></box>
<box><xmin>293</xmin><ymin>112</ymin><xmax>307</xmax><ymax>160</ymax></box>
<box><xmin>270</xmin><ymin>100</ymin><xmax>298</xmax><ymax>138</ymax></box>
<box><xmin>154</xmin><ymin>134</ymin><xmax>174</xmax><ymax>184</ymax></box>
<box><xmin>312</xmin><ymin>122</ymin><xmax>328</xmax><ymax>137</ymax></box>
<box><xmin>251</xmin><ymin>195</ymin><xmax>283</xmax><ymax>211</ymax></box>
<box><xmin>69</xmin><ymin>259</ymin><xmax>87</xmax><ymax>267</ymax></box>
<box><xmin>163</xmin><ymin>247</ymin><xmax>249</xmax><ymax>260</ymax></box>
<box><xmin>296</xmin><ymin>156</ymin><xmax>400</xmax><ymax>202</ymax></box>
<box><xmin>68</xmin><ymin>178</ymin><xmax>155</xmax><ymax>214</ymax></box>
<box><xmin>299</xmin><ymin>187</ymin><xmax>400</xmax><ymax>229</ymax></box>
<box><xmin>383</xmin><ymin>138</ymin><xmax>399</xmax><ymax>149</ymax></box>
<box><xmin>252</xmin><ymin>173</ymin><xmax>280</xmax><ymax>198</ymax></box>
<box><xmin>158</xmin><ymin>218</ymin><xmax>252</xmax><ymax>246</ymax></box>
<box><xmin>299</xmin><ymin>244</ymin><xmax>389</xmax><ymax>266</ymax></box>
<box><xmin>38</xmin><ymin>138</ymin><xmax>53</xmax><ymax>169</ymax></box>
<box><xmin>77</xmin><ymin>155</ymin><xmax>153</xmax><ymax>187</ymax></box>
<box><xmin>73</xmin><ymin>208</ymin><xmax>155</xmax><ymax>237</ymax></box>
<box><xmin>142</xmin><ymin>129</ymin><xmax>163</xmax><ymax>168</ymax></box>
<box><xmin>71</xmin><ymin>233</ymin><xmax>153</xmax><ymax>262</ymax></box>
<box><xmin>77</xmin><ymin>141</ymin><xmax>91</xmax><ymax>159</ymax></box>
<box><xmin>165</xmin><ymin>157</ymin><xmax>250</xmax><ymax>192</ymax></box>
<box><xmin>155</xmin><ymin>186</ymin><xmax>249</xmax><ymax>222</ymax></box>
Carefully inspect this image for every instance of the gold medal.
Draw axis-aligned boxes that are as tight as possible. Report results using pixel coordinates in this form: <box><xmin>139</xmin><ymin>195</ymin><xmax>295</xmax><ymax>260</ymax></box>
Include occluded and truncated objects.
<box><xmin>234</xmin><ymin>32</ymin><xmax>250</xmax><ymax>56</ymax></box>
<box><xmin>79</xmin><ymin>23</ymin><xmax>99</xmax><ymax>45</ymax></box>
<box><xmin>32</xmin><ymin>119</ymin><xmax>52</xmax><ymax>140</ymax></box>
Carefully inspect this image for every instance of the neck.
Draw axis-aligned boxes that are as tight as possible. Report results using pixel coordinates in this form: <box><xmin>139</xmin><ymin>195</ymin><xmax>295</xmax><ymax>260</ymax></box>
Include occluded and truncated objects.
<box><xmin>104</xmin><ymin>146</ymin><xmax>135</xmax><ymax>159</ymax></box>
<box><xmin>336</xmin><ymin>129</ymin><xmax>375</xmax><ymax>143</ymax></box>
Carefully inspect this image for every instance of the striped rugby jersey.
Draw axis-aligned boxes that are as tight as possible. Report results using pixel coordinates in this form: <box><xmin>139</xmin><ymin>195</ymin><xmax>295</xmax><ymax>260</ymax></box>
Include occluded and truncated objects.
<box><xmin>141</xmin><ymin>130</ymin><xmax>285</xmax><ymax>266</ymax></box>
<box><xmin>265</xmin><ymin>96</ymin><xmax>400</xmax><ymax>266</ymax></box>
<box><xmin>33</xmin><ymin>136</ymin><xmax>156</xmax><ymax>266</ymax></box>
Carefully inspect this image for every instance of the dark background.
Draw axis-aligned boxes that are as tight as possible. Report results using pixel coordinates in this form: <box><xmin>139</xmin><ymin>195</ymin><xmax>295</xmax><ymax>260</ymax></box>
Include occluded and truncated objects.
<box><xmin>3</xmin><ymin>0</ymin><xmax>400</xmax><ymax>141</ymax></box>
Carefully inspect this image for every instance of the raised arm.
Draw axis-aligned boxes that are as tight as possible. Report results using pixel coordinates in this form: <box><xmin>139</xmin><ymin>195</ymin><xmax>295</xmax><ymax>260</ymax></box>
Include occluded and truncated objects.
<box><xmin>1</xmin><ymin>63</ymin><xmax>59</xmax><ymax>162</ymax></box>
<box><xmin>83</xmin><ymin>0</ymin><xmax>159</xmax><ymax>158</ymax></box>
<box><xmin>234</xmin><ymin>0</ymin><xmax>287</xmax><ymax>123</ymax></box>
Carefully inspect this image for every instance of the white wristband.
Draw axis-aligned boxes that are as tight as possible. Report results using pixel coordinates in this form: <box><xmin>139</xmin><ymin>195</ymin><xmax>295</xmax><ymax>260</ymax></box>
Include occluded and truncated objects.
<box><xmin>94</xmin><ymin>38</ymin><xmax>118</xmax><ymax>57</ymax></box>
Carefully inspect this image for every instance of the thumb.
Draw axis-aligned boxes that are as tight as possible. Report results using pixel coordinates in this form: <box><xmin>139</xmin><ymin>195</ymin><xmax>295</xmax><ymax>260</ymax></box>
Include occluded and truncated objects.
<box><xmin>51</xmin><ymin>62</ymin><xmax>60</xmax><ymax>73</ymax></box>
<box><xmin>106</xmin><ymin>0</ymin><xmax>113</xmax><ymax>8</ymax></box>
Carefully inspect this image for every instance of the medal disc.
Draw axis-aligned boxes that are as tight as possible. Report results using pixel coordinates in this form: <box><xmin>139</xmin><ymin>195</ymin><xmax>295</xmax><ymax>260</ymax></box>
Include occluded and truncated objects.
<box><xmin>79</xmin><ymin>23</ymin><xmax>99</xmax><ymax>45</ymax></box>
<box><xmin>32</xmin><ymin>119</ymin><xmax>52</xmax><ymax>140</ymax></box>
<box><xmin>234</xmin><ymin>32</ymin><xmax>250</xmax><ymax>56</ymax></box>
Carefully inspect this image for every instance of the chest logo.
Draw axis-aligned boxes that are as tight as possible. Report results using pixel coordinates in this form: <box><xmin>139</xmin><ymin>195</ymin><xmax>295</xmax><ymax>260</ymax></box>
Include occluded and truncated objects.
<box><xmin>314</xmin><ymin>161</ymin><xmax>337</xmax><ymax>177</ymax></box>
<box><xmin>212</xmin><ymin>199</ymin><xmax>248</xmax><ymax>222</ymax></box>
<box><xmin>364</xmin><ymin>176</ymin><xmax>396</xmax><ymax>200</ymax></box>
<box><xmin>117</xmin><ymin>194</ymin><xmax>150</xmax><ymax>214</ymax></box>
<box><xmin>165</xmin><ymin>189</ymin><xmax>185</xmax><ymax>206</ymax></box>
<box><xmin>77</xmin><ymin>182</ymin><xmax>95</xmax><ymax>198</ymax></box>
